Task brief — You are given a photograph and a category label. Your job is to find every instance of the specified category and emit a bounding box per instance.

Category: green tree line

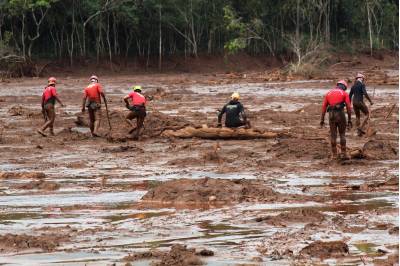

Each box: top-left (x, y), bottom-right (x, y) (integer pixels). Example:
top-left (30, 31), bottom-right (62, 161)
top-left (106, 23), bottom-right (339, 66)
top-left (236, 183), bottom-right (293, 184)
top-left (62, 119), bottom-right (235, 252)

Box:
top-left (0, 0), bottom-right (398, 68)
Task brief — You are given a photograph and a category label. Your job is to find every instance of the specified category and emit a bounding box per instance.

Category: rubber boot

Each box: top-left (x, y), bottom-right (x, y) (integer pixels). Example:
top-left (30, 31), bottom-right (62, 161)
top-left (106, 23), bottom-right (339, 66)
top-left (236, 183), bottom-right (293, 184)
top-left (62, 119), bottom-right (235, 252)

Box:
top-left (340, 145), bottom-right (350, 160)
top-left (132, 128), bottom-right (140, 141)
top-left (355, 118), bottom-right (360, 128)
top-left (93, 120), bottom-right (101, 137)
top-left (331, 146), bottom-right (338, 160)
top-left (357, 128), bottom-right (365, 137)
top-left (37, 129), bottom-right (47, 137)
top-left (129, 127), bottom-right (137, 134)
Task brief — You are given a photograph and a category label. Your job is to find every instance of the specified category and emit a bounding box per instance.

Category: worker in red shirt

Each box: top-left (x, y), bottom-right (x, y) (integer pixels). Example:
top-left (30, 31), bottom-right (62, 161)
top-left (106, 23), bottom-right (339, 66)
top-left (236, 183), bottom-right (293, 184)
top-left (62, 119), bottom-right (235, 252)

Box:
top-left (123, 85), bottom-right (147, 140)
top-left (81, 75), bottom-right (108, 137)
top-left (38, 77), bottom-right (65, 136)
top-left (320, 80), bottom-right (352, 160)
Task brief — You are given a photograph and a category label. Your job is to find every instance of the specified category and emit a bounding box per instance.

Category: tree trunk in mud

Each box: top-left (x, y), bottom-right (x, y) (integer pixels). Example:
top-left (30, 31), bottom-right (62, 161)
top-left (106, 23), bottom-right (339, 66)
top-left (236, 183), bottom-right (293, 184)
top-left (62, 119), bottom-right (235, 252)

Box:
top-left (162, 126), bottom-right (283, 139)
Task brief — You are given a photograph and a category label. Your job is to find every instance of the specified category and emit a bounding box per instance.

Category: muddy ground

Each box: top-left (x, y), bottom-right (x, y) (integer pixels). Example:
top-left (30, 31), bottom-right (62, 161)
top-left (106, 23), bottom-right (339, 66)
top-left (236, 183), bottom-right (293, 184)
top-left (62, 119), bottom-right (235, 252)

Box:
top-left (0, 55), bottom-right (398, 265)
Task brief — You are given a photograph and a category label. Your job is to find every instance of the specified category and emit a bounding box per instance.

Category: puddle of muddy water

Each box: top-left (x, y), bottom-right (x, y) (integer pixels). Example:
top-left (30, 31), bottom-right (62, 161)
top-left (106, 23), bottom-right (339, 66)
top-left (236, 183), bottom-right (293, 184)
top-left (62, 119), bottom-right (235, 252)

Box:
top-left (0, 250), bottom-right (125, 266)
top-left (187, 82), bottom-right (398, 97)
top-left (0, 191), bottom-right (146, 207)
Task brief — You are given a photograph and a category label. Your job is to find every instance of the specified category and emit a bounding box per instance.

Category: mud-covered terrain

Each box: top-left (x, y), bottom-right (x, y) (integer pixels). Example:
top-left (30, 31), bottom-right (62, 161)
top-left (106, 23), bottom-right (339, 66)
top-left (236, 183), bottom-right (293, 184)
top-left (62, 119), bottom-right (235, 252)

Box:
top-left (0, 60), bottom-right (398, 265)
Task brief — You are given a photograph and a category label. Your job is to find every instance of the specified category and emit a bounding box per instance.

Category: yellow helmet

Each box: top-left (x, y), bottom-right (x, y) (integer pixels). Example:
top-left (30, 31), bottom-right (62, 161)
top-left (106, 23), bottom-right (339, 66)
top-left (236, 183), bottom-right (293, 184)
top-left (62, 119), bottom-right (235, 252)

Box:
top-left (132, 85), bottom-right (142, 92)
top-left (231, 92), bottom-right (240, 100)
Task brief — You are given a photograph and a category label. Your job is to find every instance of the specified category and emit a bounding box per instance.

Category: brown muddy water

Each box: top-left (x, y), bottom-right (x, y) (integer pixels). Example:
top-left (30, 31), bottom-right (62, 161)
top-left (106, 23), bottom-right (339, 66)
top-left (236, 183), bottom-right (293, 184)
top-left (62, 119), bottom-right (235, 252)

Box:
top-left (0, 75), bottom-right (398, 265)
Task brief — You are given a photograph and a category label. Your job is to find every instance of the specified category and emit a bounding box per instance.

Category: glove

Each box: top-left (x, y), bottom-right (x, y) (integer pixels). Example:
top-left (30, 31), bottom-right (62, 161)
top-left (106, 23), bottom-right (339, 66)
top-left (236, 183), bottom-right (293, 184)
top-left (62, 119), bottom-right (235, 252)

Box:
top-left (320, 120), bottom-right (325, 128)
top-left (347, 120), bottom-right (352, 129)
top-left (81, 107), bottom-right (85, 113)
top-left (217, 123), bottom-right (222, 128)
top-left (370, 101), bottom-right (374, 106)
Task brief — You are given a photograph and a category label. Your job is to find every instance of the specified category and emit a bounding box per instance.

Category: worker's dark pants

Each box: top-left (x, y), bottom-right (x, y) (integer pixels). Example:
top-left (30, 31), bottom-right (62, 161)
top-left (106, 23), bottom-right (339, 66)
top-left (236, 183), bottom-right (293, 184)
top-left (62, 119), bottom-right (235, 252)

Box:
top-left (88, 107), bottom-right (102, 135)
top-left (126, 107), bottom-right (146, 139)
top-left (225, 119), bottom-right (250, 128)
top-left (41, 103), bottom-right (56, 134)
top-left (226, 120), bottom-right (245, 128)
top-left (353, 101), bottom-right (369, 130)
top-left (329, 109), bottom-right (347, 156)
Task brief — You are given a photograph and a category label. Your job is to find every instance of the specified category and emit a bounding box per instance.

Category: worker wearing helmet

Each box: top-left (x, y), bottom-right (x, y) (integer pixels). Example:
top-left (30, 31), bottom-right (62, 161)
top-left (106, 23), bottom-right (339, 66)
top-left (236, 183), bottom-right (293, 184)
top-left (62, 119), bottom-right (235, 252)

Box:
top-left (349, 73), bottom-right (373, 136)
top-left (320, 80), bottom-right (352, 160)
top-left (82, 75), bottom-right (108, 137)
top-left (123, 85), bottom-right (147, 140)
top-left (38, 77), bottom-right (65, 136)
top-left (217, 92), bottom-right (250, 129)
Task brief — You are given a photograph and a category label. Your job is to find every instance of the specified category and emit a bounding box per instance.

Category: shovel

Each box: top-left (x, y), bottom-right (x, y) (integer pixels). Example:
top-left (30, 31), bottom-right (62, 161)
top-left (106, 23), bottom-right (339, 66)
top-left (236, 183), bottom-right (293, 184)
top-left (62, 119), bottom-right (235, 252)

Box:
top-left (104, 101), bottom-right (112, 131)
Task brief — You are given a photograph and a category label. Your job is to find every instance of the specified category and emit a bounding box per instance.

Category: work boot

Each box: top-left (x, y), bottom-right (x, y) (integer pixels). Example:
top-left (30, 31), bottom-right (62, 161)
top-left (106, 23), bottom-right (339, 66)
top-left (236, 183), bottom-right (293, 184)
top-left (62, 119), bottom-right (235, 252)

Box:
top-left (49, 129), bottom-right (55, 136)
top-left (37, 129), bottom-right (47, 137)
top-left (94, 121), bottom-right (101, 136)
top-left (356, 118), bottom-right (360, 128)
top-left (340, 145), bottom-right (350, 160)
top-left (331, 146), bottom-right (338, 160)
top-left (340, 152), bottom-right (350, 160)
top-left (357, 128), bottom-right (365, 137)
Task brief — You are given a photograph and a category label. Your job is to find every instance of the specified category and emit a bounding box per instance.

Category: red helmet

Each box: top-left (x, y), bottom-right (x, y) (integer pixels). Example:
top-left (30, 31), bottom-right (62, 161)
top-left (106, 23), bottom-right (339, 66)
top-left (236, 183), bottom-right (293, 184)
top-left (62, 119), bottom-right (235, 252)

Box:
top-left (337, 80), bottom-right (348, 89)
top-left (48, 77), bottom-right (56, 85)
top-left (356, 73), bottom-right (365, 79)
top-left (90, 75), bottom-right (98, 82)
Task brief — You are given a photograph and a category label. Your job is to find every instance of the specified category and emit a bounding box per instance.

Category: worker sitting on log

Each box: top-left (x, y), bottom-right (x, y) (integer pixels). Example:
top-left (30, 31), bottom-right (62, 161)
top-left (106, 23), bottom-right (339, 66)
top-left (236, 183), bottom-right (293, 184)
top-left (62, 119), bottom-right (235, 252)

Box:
top-left (349, 73), bottom-right (373, 136)
top-left (217, 92), bottom-right (251, 129)
top-left (124, 85), bottom-right (147, 140)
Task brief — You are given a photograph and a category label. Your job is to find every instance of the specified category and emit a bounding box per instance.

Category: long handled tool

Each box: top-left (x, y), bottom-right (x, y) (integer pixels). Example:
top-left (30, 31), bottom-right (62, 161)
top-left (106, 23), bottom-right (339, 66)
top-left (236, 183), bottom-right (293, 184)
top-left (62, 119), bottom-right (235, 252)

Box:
top-left (365, 87), bottom-right (376, 137)
top-left (104, 101), bottom-right (112, 131)
top-left (42, 109), bottom-right (48, 121)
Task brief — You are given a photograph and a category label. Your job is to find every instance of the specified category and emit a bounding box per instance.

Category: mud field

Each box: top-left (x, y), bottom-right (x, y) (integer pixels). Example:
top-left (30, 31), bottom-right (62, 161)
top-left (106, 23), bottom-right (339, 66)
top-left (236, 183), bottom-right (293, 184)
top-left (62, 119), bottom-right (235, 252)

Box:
top-left (0, 65), bottom-right (398, 265)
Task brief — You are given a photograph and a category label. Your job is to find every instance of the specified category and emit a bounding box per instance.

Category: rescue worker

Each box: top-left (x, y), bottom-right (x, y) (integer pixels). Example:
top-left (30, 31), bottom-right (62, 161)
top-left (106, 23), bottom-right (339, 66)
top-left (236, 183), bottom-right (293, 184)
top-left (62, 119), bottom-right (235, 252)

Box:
top-left (38, 77), bottom-right (65, 136)
top-left (349, 73), bottom-right (373, 136)
top-left (320, 80), bottom-right (352, 160)
top-left (123, 85), bottom-right (147, 140)
top-left (82, 75), bottom-right (108, 137)
top-left (217, 92), bottom-right (250, 128)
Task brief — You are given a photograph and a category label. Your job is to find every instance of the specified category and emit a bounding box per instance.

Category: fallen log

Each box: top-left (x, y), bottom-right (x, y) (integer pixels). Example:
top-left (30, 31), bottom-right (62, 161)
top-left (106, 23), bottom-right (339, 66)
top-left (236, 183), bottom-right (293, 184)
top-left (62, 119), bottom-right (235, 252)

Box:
top-left (162, 126), bottom-right (284, 139)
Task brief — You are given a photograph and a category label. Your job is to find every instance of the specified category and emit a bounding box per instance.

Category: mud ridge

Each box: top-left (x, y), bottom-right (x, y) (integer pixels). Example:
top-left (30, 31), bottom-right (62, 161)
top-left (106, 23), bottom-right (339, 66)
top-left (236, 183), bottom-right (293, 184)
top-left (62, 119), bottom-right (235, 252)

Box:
top-left (75, 110), bottom-right (192, 140)
top-left (299, 240), bottom-right (349, 259)
top-left (123, 244), bottom-right (213, 265)
top-left (362, 139), bottom-right (398, 160)
top-left (0, 171), bottom-right (46, 179)
top-left (141, 177), bottom-right (320, 206)
top-left (100, 145), bottom-right (144, 153)
top-left (256, 209), bottom-right (325, 226)
top-left (272, 138), bottom-right (330, 160)
top-left (16, 180), bottom-right (60, 190)
top-left (0, 233), bottom-right (69, 252)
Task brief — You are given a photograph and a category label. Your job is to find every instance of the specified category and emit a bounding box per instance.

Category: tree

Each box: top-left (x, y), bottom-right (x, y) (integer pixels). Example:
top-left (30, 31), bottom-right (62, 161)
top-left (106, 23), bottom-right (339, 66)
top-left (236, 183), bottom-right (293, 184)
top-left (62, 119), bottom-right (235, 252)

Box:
top-left (8, 0), bottom-right (57, 59)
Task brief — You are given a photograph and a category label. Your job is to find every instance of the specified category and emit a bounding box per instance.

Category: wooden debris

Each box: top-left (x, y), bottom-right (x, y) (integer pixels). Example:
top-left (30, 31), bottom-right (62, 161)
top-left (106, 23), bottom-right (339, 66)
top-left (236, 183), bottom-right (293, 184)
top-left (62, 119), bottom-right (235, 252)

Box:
top-left (162, 126), bottom-right (284, 139)
top-left (384, 104), bottom-right (397, 120)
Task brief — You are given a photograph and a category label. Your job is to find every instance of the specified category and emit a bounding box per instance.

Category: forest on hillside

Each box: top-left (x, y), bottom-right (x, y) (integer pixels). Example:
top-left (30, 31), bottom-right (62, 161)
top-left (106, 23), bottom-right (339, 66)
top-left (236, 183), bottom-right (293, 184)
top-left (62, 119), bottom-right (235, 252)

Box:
top-left (0, 0), bottom-right (398, 73)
